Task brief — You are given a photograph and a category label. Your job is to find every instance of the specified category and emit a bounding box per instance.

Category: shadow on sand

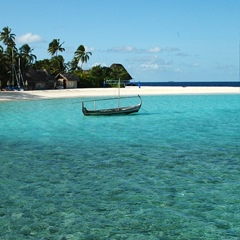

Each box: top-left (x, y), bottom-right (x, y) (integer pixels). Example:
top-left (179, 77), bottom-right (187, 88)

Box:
top-left (0, 91), bottom-right (46, 101)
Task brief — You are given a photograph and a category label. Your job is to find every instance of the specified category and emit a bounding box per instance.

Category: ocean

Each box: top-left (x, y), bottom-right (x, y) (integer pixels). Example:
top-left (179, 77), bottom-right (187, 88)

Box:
top-left (0, 94), bottom-right (240, 239)
top-left (134, 81), bottom-right (240, 87)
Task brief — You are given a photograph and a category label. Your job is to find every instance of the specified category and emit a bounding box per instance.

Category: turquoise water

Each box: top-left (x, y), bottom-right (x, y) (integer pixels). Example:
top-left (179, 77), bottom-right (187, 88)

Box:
top-left (0, 94), bottom-right (240, 239)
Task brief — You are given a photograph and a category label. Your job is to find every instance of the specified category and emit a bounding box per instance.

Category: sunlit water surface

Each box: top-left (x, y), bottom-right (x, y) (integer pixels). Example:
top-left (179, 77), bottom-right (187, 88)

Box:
top-left (0, 94), bottom-right (240, 239)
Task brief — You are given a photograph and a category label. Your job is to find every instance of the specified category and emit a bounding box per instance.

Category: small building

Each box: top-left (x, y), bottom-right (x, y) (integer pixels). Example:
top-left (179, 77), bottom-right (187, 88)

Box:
top-left (55, 73), bottom-right (80, 89)
top-left (24, 68), bottom-right (56, 90)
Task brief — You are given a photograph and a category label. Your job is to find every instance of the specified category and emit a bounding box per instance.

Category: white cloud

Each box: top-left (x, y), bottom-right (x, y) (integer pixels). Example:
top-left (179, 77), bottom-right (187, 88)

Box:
top-left (148, 47), bottom-right (161, 53)
top-left (180, 62), bottom-right (200, 68)
top-left (85, 46), bottom-right (95, 52)
top-left (127, 54), bottom-right (173, 72)
top-left (191, 63), bottom-right (200, 67)
top-left (108, 46), bottom-right (135, 52)
top-left (216, 63), bottom-right (236, 71)
top-left (16, 33), bottom-right (43, 44)
top-left (91, 62), bottom-right (107, 67)
top-left (175, 52), bottom-right (190, 57)
top-left (106, 45), bottom-right (181, 55)
top-left (174, 68), bottom-right (183, 73)
top-left (140, 63), bottom-right (160, 70)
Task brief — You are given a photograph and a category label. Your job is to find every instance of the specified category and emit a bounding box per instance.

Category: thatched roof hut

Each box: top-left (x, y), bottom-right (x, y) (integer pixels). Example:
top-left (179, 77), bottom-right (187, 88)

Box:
top-left (55, 73), bottom-right (80, 89)
top-left (23, 68), bottom-right (56, 90)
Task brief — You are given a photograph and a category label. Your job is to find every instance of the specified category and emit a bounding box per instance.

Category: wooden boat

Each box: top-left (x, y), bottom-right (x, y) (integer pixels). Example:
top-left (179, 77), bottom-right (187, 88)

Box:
top-left (82, 95), bottom-right (142, 116)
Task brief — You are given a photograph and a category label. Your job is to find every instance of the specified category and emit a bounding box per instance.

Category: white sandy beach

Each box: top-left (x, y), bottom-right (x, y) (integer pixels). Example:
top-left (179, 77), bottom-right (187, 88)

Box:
top-left (0, 86), bottom-right (239, 101)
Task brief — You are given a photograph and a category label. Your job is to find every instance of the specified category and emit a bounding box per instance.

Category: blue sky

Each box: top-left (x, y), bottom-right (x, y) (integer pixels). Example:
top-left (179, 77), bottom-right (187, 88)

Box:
top-left (1, 0), bottom-right (239, 82)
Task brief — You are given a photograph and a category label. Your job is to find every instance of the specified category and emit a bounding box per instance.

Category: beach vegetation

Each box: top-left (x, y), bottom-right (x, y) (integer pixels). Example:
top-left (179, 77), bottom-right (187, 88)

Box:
top-left (32, 56), bottom-right (66, 75)
top-left (0, 26), bottom-right (16, 48)
top-left (109, 63), bottom-right (132, 81)
top-left (0, 26), bottom-right (133, 89)
top-left (49, 55), bottom-right (66, 75)
top-left (79, 65), bottom-right (110, 88)
top-left (67, 58), bottom-right (80, 72)
top-left (0, 26), bottom-right (18, 87)
top-left (74, 45), bottom-right (92, 69)
top-left (19, 44), bottom-right (37, 70)
top-left (48, 39), bottom-right (65, 56)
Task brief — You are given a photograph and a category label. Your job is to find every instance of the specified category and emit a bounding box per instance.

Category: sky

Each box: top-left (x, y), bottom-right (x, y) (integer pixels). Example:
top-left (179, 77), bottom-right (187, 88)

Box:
top-left (1, 0), bottom-right (240, 82)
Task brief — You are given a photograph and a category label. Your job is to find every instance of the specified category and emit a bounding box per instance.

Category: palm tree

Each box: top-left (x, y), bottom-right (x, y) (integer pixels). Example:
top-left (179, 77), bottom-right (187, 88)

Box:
top-left (48, 39), bottom-right (65, 56)
top-left (0, 45), bottom-right (7, 83)
top-left (68, 58), bottom-right (80, 72)
top-left (50, 55), bottom-right (66, 75)
top-left (19, 44), bottom-right (37, 68)
top-left (0, 26), bottom-right (16, 48)
top-left (0, 27), bottom-right (17, 86)
top-left (74, 45), bottom-right (92, 69)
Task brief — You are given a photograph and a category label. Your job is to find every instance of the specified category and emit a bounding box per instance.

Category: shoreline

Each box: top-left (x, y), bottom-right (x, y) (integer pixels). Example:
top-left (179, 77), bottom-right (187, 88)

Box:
top-left (0, 86), bottom-right (239, 101)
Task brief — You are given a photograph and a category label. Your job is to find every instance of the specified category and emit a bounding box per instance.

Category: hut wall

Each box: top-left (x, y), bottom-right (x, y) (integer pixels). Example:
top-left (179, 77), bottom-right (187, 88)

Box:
top-left (35, 82), bottom-right (46, 90)
top-left (67, 81), bottom-right (77, 88)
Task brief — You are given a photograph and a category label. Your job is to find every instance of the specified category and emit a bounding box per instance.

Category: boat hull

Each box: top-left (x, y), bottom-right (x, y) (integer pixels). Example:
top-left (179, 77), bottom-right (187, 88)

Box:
top-left (82, 95), bottom-right (142, 116)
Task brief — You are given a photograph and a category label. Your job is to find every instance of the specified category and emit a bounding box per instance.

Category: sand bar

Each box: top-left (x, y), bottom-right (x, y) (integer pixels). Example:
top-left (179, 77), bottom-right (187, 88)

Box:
top-left (0, 86), bottom-right (239, 101)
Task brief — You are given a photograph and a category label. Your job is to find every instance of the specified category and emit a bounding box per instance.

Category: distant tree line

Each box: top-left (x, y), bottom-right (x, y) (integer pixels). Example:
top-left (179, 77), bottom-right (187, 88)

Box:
top-left (0, 26), bottom-right (132, 88)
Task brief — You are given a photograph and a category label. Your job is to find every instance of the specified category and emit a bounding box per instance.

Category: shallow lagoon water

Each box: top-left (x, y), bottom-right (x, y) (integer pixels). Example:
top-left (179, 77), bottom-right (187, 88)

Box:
top-left (0, 94), bottom-right (240, 239)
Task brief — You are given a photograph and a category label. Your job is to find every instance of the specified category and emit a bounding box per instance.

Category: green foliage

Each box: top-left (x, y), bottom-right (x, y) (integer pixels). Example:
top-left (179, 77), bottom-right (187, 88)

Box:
top-left (0, 26), bottom-right (16, 48)
top-left (0, 27), bottom-right (17, 86)
top-left (109, 64), bottom-right (132, 80)
top-left (19, 44), bottom-right (37, 70)
top-left (48, 39), bottom-right (65, 56)
top-left (75, 65), bottom-right (128, 88)
top-left (32, 55), bottom-right (66, 75)
top-left (32, 59), bottom-right (51, 72)
top-left (74, 70), bottom-right (95, 88)
top-left (74, 45), bottom-right (92, 69)
top-left (0, 26), bottom-right (132, 89)
top-left (0, 45), bottom-right (8, 85)
top-left (87, 65), bottom-right (108, 87)
top-left (50, 55), bottom-right (66, 75)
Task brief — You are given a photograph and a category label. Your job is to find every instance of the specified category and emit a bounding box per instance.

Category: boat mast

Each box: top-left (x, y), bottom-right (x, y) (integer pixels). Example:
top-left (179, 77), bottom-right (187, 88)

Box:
top-left (118, 78), bottom-right (120, 108)
top-left (18, 58), bottom-right (25, 89)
